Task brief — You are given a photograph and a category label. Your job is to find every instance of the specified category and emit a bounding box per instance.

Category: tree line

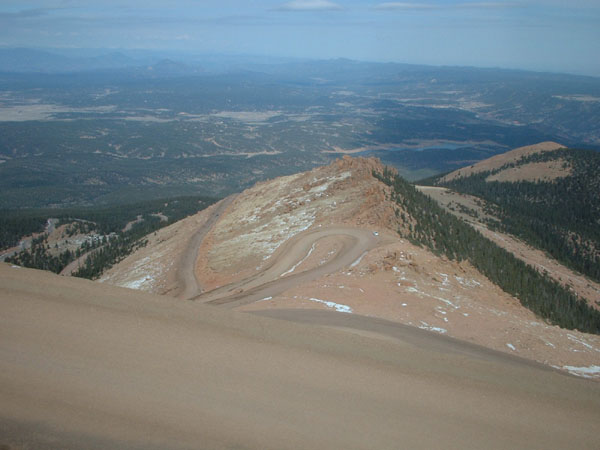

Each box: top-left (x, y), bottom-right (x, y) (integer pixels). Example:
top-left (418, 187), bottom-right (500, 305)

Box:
top-left (3, 195), bottom-right (217, 278)
top-left (435, 148), bottom-right (600, 283)
top-left (374, 166), bottom-right (600, 334)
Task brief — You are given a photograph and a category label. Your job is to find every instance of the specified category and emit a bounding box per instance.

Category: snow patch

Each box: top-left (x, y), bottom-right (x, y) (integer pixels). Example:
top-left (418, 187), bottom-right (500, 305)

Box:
top-left (455, 276), bottom-right (481, 288)
top-left (404, 285), bottom-right (459, 309)
top-left (308, 297), bottom-right (353, 314)
top-left (438, 273), bottom-right (450, 286)
top-left (563, 365), bottom-right (600, 379)
top-left (308, 171), bottom-right (351, 195)
top-left (350, 251), bottom-right (367, 268)
top-left (567, 334), bottom-right (598, 352)
top-left (123, 276), bottom-right (153, 290)
top-left (280, 243), bottom-right (315, 277)
top-left (418, 321), bottom-right (447, 334)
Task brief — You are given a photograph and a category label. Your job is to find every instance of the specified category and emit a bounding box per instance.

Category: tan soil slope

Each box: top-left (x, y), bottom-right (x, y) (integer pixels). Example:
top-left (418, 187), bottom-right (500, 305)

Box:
top-left (440, 141), bottom-right (565, 182)
top-left (194, 156), bottom-right (397, 291)
top-left (99, 156), bottom-right (600, 379)
top-left (2, 263), bottom-right (600, 450)
top-left (241, 234), bottom-right (600, 378)
top-left (99, 156), bottom-right (396, 296)
top-left (99, 199), bottom-right (234, 297)
top-left (486, 159), bottom-right (572, 182)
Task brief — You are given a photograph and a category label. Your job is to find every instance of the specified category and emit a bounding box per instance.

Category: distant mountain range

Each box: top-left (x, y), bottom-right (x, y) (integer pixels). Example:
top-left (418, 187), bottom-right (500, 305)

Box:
top-left (0, 48), bottom-right (206, 75)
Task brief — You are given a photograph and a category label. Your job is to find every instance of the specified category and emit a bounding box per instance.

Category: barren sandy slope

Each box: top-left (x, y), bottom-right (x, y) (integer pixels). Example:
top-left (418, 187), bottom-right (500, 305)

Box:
top-left (194, 226), bottom-right (386, 307)
top-left (98, 199), bottom-right (234, 296)
top-left (440, 141), bottom-right (564, 182)
top-left (2, 263), bottom-right (600, 449)
top-left (100, 156), bottom-right (600, 378)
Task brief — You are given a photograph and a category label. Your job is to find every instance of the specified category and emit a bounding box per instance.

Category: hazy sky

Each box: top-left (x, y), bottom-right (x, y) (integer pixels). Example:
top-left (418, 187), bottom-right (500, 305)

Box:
top-left (1, 0), bottom-right (599, 75)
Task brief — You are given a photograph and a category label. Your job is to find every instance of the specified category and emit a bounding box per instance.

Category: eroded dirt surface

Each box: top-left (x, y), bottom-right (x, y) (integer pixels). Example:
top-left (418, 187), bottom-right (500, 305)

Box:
top-left (241, 238), bottom-right (600, 378)
top-left (99, 201), bottom-right (230, 297)
top-left (102, 155), bottom-right (600, 380)
top-left (439, 141), bottom-right (565, 182)
top-left (486, 159), bottom-right (572, 182)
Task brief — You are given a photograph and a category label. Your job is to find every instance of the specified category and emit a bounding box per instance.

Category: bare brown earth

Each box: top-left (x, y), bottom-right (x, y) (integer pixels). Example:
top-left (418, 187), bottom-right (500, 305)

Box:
top-left (485, 159), bottom-right (572, 182)
top-left (440, 141), bottom-right (565, 182)
top-left (99, 200), bottom-right (234, 296)
top-left (99, 155), bottom-right (600, 380)
top-left (2, 263), bottom-right (600, 449)
top-left (177, 194), bottom-right (237, 299)
top-left (194, 226), bottom-right (387, 308)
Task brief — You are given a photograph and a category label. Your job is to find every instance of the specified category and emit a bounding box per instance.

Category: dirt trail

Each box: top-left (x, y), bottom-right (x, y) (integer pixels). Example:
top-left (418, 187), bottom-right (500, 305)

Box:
top-left (177, 195), bottom-right (237, 299)
top-left (193, 226), bottom-right (386, 308)
top-left (95, 156), bottom-right (600, 380)
top-left (251, 308), bottom-right (560, 370)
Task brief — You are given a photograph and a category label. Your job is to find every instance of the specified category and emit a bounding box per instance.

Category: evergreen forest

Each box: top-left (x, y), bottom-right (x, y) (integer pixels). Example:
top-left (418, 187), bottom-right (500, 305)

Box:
top-left (434, 149), bottom-right (600, 283)
top-left (375, 166), bottom-right (600, 334)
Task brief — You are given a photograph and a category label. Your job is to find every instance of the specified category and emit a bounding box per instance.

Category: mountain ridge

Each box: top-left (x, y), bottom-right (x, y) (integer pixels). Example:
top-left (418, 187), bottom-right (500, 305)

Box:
top-left (96, 153), bottom-right (600, 377)
top-left (431, 144), bottom-right (600, 285)
top-left (439, 141), bottom-right (565, 182)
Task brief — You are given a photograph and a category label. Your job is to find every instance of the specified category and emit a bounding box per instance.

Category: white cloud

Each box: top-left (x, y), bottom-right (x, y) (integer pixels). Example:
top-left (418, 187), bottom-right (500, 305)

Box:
top-left (275, 0), bottom-right (344, 11)
top-left (373, 2), bottom-right (519, 10)
top-left (459, 2), bottom-right (519, 8)
top-left (374, 2), bottom-right (435, 10)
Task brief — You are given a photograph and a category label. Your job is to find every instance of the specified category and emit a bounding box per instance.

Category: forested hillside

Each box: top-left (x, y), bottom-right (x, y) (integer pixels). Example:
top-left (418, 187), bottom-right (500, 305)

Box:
top-left (2, 195), bottom-right (216, 277)
top-left (432, 148), bottom-right (600, 283)
top-left (0, 195), bottom-right (216, 250)
top-left (374, 166), bottom-right (600, 334)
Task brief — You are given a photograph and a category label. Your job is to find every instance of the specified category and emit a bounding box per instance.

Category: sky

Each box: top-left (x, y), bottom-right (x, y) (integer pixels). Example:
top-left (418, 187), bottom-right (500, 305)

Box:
top-left (0, 0), bottom-right (599, 76)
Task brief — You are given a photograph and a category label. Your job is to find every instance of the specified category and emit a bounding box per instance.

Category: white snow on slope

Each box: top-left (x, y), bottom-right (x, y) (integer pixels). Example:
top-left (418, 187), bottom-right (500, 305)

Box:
top-left (308, 297), bottom-right (353, 313)
top-left (281, 243), bottom-right (316, 277)
top-left (418, 321), bottom-right (447, 334)
top-left (562, 365), bottom-right (600, 379)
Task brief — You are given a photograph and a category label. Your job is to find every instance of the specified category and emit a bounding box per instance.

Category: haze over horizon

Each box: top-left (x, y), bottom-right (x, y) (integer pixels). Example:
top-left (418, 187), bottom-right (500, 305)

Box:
top-left (0, 0), bottom-right (599, 77)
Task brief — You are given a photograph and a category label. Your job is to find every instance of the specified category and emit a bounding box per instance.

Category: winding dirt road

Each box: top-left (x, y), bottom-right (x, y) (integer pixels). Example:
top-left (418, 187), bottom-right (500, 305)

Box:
top-left (192, 226), bottom-right (389, 308)
top-left (177, 194), bottom-right (237, 300)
